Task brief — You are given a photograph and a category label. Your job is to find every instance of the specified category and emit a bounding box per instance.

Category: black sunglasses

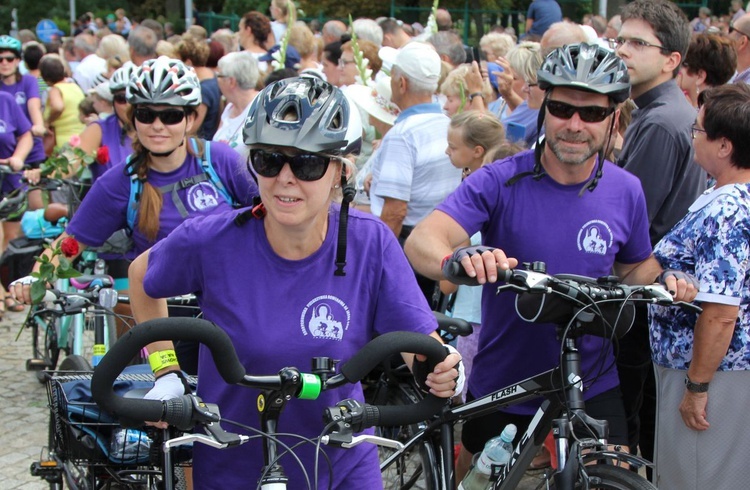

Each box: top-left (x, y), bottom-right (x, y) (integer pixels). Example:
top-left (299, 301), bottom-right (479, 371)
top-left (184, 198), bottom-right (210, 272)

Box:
top-left (113, 93), bottom-right (128, 105)
top-left (730, 25), bottom-right (750, 39)
top-left (0, 55), bottom-right (18, 62)
top-left (250, 149), bottom-right (331, 182)
top-left (546, 100), bottom-right (615, 123)
top-left (134, 107), bottom-right (186, 125)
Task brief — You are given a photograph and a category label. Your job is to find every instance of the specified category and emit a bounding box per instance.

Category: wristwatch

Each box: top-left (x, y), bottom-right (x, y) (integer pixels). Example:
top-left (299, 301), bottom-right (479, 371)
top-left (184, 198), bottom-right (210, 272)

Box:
top-left (685, 374), bottom-right (709, 393)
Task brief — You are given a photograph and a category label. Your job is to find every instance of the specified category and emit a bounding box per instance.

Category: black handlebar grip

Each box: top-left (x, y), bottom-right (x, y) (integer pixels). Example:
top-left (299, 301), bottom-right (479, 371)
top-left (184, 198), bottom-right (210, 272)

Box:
top-left (163, 395), bottom-right (196, 430)
top-left (339, 331), bottom-right (449, 430)
top-left (361, 395), bottom-right (447, 429)
top-left (91, 318), bottom-right (245, 425)
top-left (338, 331), bottom-right (447, 382)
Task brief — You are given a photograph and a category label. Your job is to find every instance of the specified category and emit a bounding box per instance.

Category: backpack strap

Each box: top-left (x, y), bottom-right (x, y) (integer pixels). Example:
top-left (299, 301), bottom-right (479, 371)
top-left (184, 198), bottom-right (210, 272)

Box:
top-left (126, 139), bottom-right (236, 231)
top-left (192, 138), bottom-right (235, 206)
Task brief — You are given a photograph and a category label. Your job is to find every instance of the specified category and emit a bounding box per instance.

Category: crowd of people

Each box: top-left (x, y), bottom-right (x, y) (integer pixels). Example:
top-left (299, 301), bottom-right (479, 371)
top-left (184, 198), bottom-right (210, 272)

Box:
top-left (2, 0), bottom-right (750, 488)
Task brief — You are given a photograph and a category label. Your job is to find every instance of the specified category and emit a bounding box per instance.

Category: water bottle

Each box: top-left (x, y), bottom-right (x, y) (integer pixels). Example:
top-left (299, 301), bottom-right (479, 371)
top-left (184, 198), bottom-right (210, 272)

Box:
top-left (110, 428), bottom-right (152, 462)
top-left (458, 424), bottom-right (517, 490)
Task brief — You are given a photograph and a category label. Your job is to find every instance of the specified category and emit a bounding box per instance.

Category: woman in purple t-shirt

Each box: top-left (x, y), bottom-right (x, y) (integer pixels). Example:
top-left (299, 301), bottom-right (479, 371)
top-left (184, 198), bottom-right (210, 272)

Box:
top-left (78, 63), bottom-right (135, 182)
top-left (12, 58), bottom-right (257, 335)
top-left (125, 77), bottom-right (463, 489)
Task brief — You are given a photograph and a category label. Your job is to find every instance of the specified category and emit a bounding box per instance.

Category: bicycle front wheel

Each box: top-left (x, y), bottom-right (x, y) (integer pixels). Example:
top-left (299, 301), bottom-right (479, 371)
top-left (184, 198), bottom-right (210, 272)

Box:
top-left (542, 464), bottom-right (656, 490)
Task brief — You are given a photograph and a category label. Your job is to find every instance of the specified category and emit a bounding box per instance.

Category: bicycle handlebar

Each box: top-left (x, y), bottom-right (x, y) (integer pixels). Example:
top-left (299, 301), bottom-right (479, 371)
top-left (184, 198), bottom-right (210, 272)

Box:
top-left (91, 317), bottom-right (448, 431)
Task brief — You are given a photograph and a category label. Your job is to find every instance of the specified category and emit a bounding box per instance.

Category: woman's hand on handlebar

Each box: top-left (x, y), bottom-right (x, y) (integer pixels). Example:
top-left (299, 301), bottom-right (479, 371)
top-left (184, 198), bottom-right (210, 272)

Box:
top-left (0, 156), bottom-right (24, 172)
top-left (144, 371), bottom-right (187, 429)
top-left (9, 275), bottom-right (39, 305)
top-left (442, 245), bottom-right (519, 285)
top-left (23, 168), bottom-right (42, 186)
top-left (657, 269), bottom-right (699, 303)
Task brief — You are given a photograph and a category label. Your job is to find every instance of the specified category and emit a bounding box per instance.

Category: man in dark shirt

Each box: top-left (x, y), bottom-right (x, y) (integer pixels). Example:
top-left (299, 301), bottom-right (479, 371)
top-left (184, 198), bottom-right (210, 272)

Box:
top-left (614, 0), bottom-right (706, 470)
top-left (526, 0), bottom-right (563, 38)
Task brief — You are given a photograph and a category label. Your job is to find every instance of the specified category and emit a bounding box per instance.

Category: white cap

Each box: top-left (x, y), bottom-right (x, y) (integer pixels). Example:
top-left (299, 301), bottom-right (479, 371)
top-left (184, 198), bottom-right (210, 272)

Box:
top-left (392, 42), bottom-right (441, 81)
top-left (90, 81), bottom-right (113, 102)
top-left (345, 77), bottom-right (400, 126)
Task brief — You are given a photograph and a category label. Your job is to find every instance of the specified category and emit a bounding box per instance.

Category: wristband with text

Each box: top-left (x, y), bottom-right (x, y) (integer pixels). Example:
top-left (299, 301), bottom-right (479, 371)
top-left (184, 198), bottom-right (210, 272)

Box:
top-left (148, 349), bottom-right (179, 373)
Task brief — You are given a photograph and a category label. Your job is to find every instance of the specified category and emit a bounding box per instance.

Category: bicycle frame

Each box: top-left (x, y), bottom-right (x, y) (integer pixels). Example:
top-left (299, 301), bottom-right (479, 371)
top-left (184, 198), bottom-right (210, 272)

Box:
top-left (384, 335), bottom-right (652, 490)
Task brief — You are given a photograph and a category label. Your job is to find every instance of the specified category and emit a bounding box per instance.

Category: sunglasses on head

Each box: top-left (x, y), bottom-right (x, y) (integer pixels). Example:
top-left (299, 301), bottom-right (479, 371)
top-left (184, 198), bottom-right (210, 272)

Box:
top-left (250, 149), bottom-right (331, 182)
top-left (134, 107), bottom-right (186, 125)
top-left (546, 100), bottom-right (615, 123)
top-left (113, 93), bottom-right (128, 104)
top-left (0, 55), bottom-right (18, 62)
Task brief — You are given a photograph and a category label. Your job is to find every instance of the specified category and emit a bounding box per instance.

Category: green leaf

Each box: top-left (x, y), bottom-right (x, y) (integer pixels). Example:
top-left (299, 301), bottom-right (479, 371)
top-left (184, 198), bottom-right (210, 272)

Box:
top-left (58, 257), bottom-right (71, 272)
top-left (30, 281), bottom-right (47, 305)
top-left (39, 262), bottom-right (54, 278)
top-left (57, 269), bottom-right (82, 279)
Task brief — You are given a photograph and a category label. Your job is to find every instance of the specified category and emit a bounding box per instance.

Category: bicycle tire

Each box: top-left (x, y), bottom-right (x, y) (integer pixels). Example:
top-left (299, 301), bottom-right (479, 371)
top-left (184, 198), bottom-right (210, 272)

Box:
top-left (28, 309), bottom-right (62, 383)
top-left (540, 464), bottom-right (656, 490)
top-left (59, 354), bottom-right (93, 371)
top-left (376, 382), bottom-right (438, 490)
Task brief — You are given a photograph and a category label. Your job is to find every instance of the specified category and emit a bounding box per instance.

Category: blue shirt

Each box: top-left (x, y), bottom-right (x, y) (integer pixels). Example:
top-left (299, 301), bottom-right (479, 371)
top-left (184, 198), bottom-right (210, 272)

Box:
top-left (527, 0), bottom-right (563, 37)
top-left (650, 184), bottom-right (750, 372)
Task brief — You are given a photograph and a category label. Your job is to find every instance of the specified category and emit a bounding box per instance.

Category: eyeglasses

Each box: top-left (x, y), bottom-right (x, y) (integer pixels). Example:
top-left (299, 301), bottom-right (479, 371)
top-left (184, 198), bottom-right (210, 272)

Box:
top-left (134, 107), bottom-right (186, 125)
top-left (216, 73), bottom-right (229, 78)
top-left (338, 58), bottom-right (355, 68)
top-left (729, 25), bottom-right (750, 39)
top-left (112, 93), bottom-right (128, 105)
top-left (691, 124), bottom-right (707, 140)
top-left (611, 37), bottom-right (671, 54)
top-left (0, 55), bottom-right (18, 63)
top-left (250, 149), bottom-right (331, 181)
top-left (546, 100), bottom-right (615, 123)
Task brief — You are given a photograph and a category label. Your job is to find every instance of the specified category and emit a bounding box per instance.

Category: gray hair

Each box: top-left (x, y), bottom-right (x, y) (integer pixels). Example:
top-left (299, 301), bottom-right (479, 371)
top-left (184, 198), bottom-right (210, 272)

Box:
top-left (507, 42), bottom-right (543, 84)
top-left (479, 32), bottom-right (515, 60)
top-left (540, 21), bottom-right (588, 58)
top-left (74, 34), bottom-right (98, 55)
top-left (352, 18), bottom-right (384, 47)
top-left (217, 52), bottom-right (259, 90)
top-left (128, 26), bottom-right (158, 58)
top-left (428, 31), bottom-right (466, 66)
top-left (392, 65), bottom-right (438, 95)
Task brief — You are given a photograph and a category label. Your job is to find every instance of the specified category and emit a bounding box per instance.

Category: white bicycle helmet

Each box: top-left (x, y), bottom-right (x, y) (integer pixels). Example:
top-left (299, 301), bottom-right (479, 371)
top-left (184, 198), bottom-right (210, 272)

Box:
top-left (244, 75), bottom-right (362, 156)
top-left (109, 61), bottom-right (136, 93)
top-left (126, 56), bottom-right (201, 107)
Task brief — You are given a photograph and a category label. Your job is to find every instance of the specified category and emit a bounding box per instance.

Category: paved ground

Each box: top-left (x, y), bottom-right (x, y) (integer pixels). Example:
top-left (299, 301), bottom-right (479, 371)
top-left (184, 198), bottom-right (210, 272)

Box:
top-left (0, 306), bottom-right (48, 489)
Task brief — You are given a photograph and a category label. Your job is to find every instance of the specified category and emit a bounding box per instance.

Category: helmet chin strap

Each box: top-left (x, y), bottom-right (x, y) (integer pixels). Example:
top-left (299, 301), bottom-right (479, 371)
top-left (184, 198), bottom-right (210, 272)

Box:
top-left (334, 170), bottom-right (356, 277)
top-left (148, 135), bottom-right (186, 158)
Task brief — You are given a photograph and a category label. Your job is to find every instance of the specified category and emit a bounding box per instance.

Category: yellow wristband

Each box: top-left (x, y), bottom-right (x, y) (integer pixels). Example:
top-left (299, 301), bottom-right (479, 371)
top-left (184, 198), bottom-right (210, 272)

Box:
top-left (148, 350), bottom-right (179, 373)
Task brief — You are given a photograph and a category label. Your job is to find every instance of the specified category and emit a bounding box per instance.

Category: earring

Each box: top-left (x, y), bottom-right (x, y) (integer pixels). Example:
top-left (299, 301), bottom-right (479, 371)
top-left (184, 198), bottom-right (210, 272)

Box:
top-left (333, 184), bottom-right (341, 189)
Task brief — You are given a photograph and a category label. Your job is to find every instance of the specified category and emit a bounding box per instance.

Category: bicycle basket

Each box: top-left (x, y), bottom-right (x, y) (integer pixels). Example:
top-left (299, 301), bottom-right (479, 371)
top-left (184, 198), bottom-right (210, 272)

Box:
top-left (46, 365), bottom-right (156, 465)
top-left (514, 286), bottom-right (635, 339)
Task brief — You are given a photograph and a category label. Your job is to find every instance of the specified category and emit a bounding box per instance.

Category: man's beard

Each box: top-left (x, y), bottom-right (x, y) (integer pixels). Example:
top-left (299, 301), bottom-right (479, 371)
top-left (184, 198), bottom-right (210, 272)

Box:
top-left (547, 130), bottom-right (600, 167)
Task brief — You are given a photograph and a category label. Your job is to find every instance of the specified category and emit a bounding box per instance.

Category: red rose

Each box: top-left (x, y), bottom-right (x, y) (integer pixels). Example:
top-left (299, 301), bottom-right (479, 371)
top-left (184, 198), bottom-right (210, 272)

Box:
top-left (96, 146), bottom-right (110, 165)
top-left (60, 237), bottom-right (80, 258)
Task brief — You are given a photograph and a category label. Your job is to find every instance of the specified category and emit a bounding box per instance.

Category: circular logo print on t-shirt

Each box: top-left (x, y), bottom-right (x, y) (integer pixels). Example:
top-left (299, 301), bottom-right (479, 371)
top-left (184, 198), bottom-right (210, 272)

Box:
top-left (0, 120), bottom-right (7, 134)
top-left (300, 295), bottom-right (351, 341)
top-left (186, 182), bottom-right (220, 212)
top-left (14, 92), bottom-right (27, 107)
top-left (577, 219), bottom-right (613, 256)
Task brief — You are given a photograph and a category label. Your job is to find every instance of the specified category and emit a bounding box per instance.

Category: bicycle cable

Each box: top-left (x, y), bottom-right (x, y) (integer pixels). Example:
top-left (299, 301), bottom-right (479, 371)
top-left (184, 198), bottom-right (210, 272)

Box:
top-left (221, 418), bottom-right (333, 490)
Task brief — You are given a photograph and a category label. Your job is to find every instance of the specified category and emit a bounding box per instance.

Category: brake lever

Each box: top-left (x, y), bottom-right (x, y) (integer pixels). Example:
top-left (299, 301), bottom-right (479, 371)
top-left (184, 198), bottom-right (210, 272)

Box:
top-left (321, 432), bottom-right (406, 450)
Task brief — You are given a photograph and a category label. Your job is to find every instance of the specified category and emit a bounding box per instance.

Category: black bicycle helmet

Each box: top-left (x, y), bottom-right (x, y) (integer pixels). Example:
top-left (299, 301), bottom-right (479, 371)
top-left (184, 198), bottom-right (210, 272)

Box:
top-left (243, 75), bottom-right (362, 156)
top-left (537, 43), bottom-right (630, 103)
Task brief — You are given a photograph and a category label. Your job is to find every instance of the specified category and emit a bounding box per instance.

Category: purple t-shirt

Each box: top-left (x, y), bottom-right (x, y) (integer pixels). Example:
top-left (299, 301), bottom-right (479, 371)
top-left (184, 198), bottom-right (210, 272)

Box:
top-left (90, 115), bottom-right (132, 182)
top-left (144, 206), bottom-right (438, 489)
top-left (0, 74), bottom-right (45, 164)
top-left (437, 150), bottom-right (652, 414)
top-left (66, 141), bottom-right (257, 258)
top-left (0, 91), bottom-right (28, 193)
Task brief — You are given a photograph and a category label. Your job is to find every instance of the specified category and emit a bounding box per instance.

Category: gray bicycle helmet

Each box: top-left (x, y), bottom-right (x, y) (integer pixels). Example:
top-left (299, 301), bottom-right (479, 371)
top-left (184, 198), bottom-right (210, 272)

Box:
top-left (126, 56), bottom-right (201, 107)
top-left (0, 35), bottom-right (21, 57)
top-left (109, 61), bottom-right (136, 93)
top-left (537, 43), bottom-right (630, 103)
top-left (243, 75), bottom-right (362, 156)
